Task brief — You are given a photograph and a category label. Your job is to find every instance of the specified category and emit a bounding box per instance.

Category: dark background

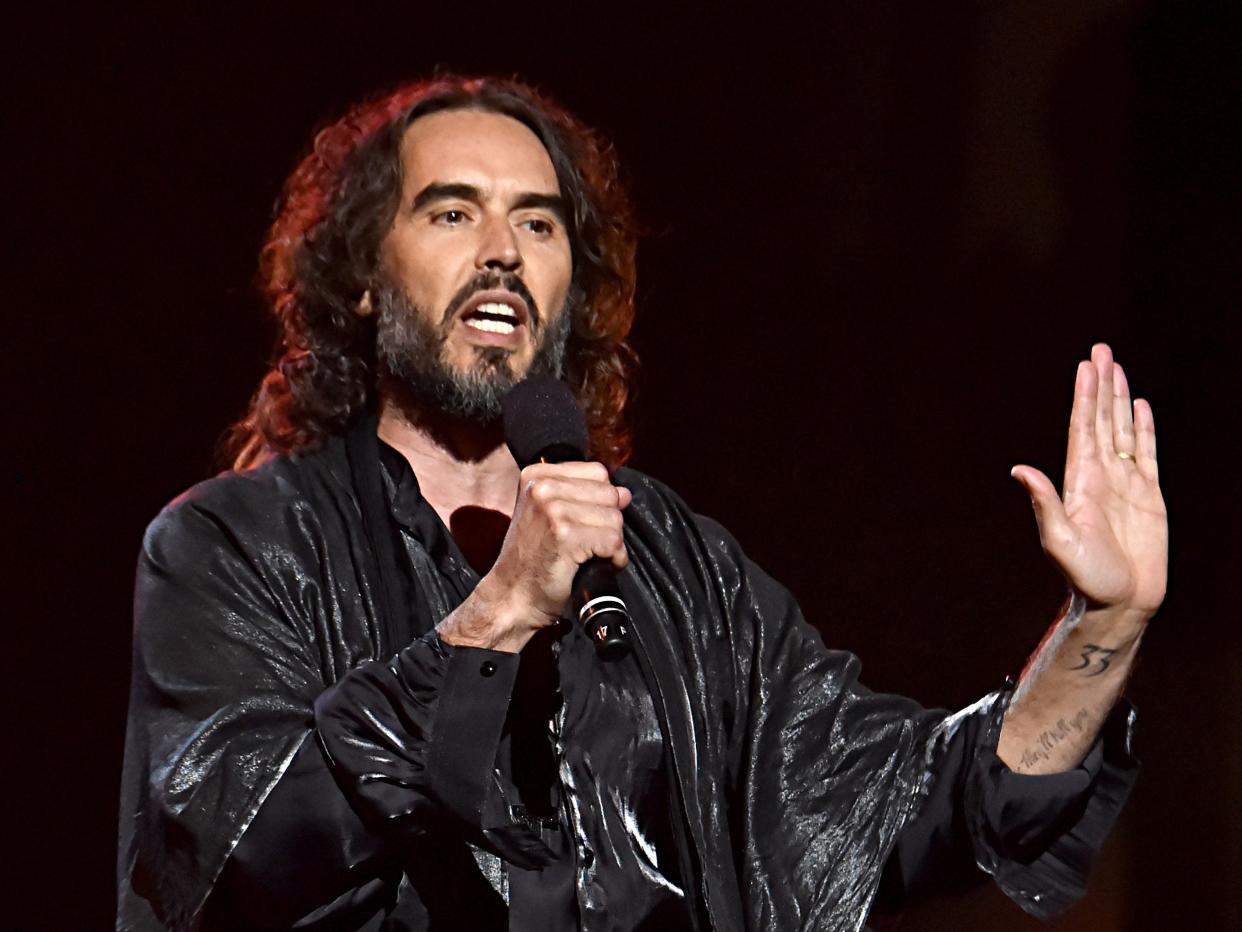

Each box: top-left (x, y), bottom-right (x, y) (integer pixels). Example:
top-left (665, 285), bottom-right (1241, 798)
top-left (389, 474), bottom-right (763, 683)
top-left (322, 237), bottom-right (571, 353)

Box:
top-left (9, 1), bottom-right (1239, 928)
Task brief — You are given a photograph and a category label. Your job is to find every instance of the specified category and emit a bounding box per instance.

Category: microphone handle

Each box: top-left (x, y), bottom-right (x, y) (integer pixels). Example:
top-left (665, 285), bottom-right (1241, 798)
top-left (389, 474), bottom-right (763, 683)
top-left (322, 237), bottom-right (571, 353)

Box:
top-left (533, 448), bottom-right (631, 660)
top-left (572, 557), bottom-right (631, 660)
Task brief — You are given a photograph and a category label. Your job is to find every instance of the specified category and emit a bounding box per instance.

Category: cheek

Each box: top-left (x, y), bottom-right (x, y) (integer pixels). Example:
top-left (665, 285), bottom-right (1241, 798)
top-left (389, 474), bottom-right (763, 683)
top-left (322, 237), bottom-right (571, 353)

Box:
top-left (537, 249), bottom-right (575, 316)
top-left (383, 233), bottom-right (462, 306)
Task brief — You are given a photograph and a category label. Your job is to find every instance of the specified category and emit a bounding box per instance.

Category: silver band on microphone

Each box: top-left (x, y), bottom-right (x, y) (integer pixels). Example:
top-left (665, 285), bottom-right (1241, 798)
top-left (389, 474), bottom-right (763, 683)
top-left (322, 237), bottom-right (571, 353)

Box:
top-left (578, 595), bottom-right (627, 620)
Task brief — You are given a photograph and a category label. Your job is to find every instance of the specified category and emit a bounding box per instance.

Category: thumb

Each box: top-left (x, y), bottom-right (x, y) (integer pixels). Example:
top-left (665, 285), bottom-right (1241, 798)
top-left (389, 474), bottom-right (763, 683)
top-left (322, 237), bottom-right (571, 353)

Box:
top-left (1010, 465), bottom-right (1075, 558)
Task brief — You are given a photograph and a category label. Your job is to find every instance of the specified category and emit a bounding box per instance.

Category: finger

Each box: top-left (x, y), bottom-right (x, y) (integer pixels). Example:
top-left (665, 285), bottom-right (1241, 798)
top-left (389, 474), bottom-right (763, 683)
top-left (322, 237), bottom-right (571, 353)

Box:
top-left (523, 461), bottom-right (612, 483)
top-left (525, 476), bottom-right (627, 509)
top-left (606, 540), bottom-right (630, 571)
top-left (1011, 465), bottom-right (1077, 561)
top-left (1092, 343), bottom-right (1115, 453)
top-left (547, 500), bottom-right (627, 532)
top-left (1133, 398), bottom-right (1159, 480)
top-left (1066, 359), bottom-right (1097, 468)
top-left (575, 522), bottom-right (629, 569)
top-left (1112, 361), bottom-right (1136, 456)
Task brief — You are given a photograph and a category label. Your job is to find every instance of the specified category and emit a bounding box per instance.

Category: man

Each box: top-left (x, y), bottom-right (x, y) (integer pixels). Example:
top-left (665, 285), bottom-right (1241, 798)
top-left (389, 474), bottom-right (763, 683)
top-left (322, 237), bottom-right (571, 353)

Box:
top-left (118, 76), bottom-right (1166, 930)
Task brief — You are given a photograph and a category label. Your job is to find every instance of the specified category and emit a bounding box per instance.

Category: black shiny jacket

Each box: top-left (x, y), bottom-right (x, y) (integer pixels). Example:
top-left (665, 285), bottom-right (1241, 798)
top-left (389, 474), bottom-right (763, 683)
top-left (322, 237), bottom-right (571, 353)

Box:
top-left (117, 430), bottom-right (1132, 930)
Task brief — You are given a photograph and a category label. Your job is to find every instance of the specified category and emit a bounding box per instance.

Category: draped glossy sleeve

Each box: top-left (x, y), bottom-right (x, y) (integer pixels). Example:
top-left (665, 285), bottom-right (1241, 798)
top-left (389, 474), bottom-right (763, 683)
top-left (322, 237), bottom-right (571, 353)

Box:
top-left (314, 635), bottom-right (560, 860)
top-left (609, 474), bottom-right (959, 930)
top-left (116, 464), bottom-right (490, 930)
top-left (609, 469), bottom-right (1137, 932)
top-left (118, 478), bottom-right (340, 929)
top-left (702, 510), bottom-right (1137, 926)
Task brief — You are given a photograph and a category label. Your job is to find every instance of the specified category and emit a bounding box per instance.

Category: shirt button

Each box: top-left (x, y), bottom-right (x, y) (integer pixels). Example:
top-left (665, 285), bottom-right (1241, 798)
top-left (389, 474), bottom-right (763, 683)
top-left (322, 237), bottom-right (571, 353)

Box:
top-left (581, 847), bottom-right (595, 868)
top-left (480, 661), bottom-right (497, 677)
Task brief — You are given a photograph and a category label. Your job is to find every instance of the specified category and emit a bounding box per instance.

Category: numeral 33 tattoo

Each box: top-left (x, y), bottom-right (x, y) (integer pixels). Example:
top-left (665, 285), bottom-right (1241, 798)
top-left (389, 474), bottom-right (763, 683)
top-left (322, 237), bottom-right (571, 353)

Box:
top-left (1072, 643), bottom-right (1118, 676)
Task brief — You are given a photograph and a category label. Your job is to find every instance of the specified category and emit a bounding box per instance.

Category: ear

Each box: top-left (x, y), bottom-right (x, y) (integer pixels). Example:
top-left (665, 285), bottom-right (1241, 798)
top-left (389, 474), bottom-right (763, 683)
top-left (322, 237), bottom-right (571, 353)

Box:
top-left (356, 289), bottom-right (375, 317)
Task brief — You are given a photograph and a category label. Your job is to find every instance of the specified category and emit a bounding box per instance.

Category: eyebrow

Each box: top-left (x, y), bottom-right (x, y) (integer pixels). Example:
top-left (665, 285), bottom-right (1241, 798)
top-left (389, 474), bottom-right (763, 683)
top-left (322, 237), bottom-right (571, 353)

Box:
top-left (411, 182), bottom-right (567, 222)
top-left (511, 192), bottom-right (568, 221)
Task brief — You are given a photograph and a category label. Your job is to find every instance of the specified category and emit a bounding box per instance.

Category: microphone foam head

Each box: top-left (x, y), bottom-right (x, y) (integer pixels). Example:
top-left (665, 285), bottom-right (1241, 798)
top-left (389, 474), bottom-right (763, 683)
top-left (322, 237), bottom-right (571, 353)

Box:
top-left (502, 375), bottom-right (589, 468)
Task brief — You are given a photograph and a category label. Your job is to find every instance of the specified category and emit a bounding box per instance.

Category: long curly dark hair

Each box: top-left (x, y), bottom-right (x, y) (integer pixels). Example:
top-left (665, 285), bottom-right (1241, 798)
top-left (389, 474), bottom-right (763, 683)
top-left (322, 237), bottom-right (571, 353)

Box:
top-left (225, 75), bottom-right (639, 470)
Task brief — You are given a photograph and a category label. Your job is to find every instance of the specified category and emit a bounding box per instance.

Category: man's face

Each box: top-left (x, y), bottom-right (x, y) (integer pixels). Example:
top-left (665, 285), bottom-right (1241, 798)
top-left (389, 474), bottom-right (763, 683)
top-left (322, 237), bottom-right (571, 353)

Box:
top-left (373, 108), bottom-right (575, 421)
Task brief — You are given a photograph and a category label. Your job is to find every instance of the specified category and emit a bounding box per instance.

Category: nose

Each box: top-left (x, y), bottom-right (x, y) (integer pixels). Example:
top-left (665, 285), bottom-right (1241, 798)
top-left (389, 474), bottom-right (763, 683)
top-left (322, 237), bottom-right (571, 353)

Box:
top-left (475, 215), bottom-right (522, 273)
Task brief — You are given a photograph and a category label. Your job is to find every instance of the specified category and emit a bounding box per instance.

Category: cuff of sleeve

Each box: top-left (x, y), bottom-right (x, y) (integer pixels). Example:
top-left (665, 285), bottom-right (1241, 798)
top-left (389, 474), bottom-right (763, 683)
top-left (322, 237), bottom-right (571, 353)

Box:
top-left (967, 696), bottom-right (1139, 919)
top-left (426, 641), bottom-right (520, 829)
top-left (977, 735), bottom-right (1102, 863)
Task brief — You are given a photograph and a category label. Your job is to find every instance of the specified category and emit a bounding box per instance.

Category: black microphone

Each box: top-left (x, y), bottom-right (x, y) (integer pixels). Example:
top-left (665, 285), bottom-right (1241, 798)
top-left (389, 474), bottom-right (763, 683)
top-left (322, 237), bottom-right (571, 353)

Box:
top-left (502, 375), bottom-right (631, 660)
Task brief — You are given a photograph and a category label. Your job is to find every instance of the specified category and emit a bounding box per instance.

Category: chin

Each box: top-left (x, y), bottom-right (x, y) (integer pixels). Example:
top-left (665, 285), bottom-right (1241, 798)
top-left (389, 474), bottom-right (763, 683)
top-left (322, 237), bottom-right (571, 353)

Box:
top-left (467, 346), bottom-right (525, 377)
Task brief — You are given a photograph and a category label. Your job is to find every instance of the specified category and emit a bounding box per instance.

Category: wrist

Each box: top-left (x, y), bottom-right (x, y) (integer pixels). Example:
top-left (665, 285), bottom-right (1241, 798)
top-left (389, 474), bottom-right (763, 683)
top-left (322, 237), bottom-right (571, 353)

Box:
top-left (1067, 586), bottom-right (1151, 643)
top-left (1078, 604), bottom-right (1150, 648)
top-left (437, 575), bottom-right (550, 653)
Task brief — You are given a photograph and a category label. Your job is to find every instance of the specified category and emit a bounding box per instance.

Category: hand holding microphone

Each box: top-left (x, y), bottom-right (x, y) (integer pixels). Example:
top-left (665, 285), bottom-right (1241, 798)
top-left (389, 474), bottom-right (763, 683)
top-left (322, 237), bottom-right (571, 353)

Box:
top-left (439, 377), bottom-right (633, 657)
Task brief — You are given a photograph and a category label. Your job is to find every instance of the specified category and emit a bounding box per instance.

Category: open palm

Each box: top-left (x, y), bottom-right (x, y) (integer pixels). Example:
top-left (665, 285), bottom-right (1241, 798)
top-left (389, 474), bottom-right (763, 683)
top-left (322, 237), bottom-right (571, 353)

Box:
top-left (1012, 344), bottom-right (1168, 616)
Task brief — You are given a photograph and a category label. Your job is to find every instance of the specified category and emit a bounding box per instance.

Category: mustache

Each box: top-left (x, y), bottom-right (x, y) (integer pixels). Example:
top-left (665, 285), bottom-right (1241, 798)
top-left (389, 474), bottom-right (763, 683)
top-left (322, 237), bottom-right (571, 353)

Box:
top-left (441, 271), bottom-right (541, 330)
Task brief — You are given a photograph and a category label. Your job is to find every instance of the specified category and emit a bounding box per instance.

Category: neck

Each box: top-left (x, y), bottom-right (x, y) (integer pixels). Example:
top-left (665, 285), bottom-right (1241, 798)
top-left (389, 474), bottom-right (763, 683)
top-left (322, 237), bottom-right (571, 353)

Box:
top-left (376, 388), bottom-right (520, 529)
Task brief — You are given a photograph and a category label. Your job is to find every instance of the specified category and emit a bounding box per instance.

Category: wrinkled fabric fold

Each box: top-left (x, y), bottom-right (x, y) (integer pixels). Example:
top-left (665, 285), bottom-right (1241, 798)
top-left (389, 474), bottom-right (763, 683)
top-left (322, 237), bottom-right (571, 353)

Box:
top-left (314, 633), bottom-right (520, 834)
top-left (874, 690), bottom-right (1116, 915)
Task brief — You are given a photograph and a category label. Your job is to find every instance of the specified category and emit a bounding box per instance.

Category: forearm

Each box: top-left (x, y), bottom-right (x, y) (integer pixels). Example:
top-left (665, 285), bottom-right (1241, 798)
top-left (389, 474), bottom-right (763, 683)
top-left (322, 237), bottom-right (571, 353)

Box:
top-left (203, 733), bottom-right (396, 927)
top-left (206, 633), bottom-right (516, 924)
top-left (316, 630), bottom-right (519, 829)
top-left (998, 592), bottom-right (1147, 774)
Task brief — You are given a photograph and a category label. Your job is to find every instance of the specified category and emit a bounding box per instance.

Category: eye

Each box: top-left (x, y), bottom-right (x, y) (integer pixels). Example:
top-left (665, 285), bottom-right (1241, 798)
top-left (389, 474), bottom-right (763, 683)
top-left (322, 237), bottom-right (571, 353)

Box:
top-left (521, 217), bottom-right (556, 236)
top-left (433, 209), bottom-right (469, 226)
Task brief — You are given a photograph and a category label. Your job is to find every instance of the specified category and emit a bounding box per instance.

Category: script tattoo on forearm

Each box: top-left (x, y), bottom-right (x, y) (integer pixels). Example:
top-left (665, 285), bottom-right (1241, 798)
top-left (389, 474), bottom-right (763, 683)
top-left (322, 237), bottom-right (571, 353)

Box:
top-left (1018, 707), bottom-right (1092, 770)
top-left (1070, 643), bottom-right (1118, 677)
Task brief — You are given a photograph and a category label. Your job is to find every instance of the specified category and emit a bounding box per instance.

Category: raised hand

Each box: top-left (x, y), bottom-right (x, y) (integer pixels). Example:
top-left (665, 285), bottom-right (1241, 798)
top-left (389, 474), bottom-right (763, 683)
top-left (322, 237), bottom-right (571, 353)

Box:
top-left (998, 344), bottom-right (1166, 774)
top-left (1010, 343), bottom-right (1168, 620)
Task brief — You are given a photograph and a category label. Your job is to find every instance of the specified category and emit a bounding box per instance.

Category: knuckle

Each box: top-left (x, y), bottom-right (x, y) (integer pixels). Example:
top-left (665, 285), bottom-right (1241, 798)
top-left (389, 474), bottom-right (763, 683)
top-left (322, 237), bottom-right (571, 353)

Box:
top-left (588, 462), bottom-right (609, 482)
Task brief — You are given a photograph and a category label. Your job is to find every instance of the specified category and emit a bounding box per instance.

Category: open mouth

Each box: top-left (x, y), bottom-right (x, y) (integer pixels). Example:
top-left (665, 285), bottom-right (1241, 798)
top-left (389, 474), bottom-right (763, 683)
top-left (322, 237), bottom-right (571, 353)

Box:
top-left (463, 301), bottom-right (521, 335)
top-left (455, 289), bottom-right (533, 345)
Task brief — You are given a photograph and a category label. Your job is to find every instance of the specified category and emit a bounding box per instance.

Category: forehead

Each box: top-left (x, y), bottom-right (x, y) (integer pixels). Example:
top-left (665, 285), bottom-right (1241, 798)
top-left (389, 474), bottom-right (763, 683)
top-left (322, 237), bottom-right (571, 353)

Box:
top-left (399, 109), bottom-right (561, 197)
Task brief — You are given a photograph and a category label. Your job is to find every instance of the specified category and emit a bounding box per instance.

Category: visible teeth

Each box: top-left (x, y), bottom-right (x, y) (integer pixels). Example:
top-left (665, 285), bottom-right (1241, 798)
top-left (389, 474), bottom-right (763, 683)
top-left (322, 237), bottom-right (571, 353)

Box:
top-left (475, 302), bottom-right (517, 318)
top-left (466, 318), bottom-right (516, 334)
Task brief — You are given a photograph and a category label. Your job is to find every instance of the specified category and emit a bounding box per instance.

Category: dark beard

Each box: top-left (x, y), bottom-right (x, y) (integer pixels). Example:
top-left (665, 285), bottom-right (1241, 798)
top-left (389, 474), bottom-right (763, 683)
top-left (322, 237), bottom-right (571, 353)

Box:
top-left (374, 273), bottom-right (573, 424)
